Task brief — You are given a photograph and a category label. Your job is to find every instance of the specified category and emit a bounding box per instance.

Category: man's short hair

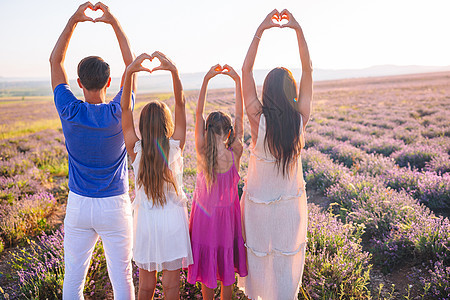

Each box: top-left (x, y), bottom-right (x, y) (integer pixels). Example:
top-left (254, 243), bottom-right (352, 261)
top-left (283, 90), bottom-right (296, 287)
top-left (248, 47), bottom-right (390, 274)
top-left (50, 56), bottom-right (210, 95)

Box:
top-left (77, 56), bottom-right (110, 91)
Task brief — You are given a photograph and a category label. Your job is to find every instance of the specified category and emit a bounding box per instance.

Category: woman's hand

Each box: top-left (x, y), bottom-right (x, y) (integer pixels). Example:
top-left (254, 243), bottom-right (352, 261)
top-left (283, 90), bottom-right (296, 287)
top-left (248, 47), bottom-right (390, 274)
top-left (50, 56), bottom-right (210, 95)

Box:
top-left (257, 9), bottom-right (281, 33)
top-left (280, 9), bottom-right (301, 31)
top-left (150, 51), bottom-right (178, 73)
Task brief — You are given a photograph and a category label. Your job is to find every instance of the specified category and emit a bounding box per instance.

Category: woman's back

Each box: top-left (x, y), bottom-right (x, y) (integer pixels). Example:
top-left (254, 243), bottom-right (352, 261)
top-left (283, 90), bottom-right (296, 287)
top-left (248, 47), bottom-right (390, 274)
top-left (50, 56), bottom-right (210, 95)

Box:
top-left (238, 113), bottom-right (307, 299)
top-left (246, 114), bottom-right (305, 198)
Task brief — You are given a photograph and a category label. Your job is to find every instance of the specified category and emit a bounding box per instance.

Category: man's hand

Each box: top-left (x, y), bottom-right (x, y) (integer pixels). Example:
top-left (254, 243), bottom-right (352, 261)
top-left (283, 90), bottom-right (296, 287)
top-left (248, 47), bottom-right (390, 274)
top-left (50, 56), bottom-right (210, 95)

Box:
top-left (71, 2), bottom-right (95, 23)
top-left (92, 2), bottom-right (116, 25)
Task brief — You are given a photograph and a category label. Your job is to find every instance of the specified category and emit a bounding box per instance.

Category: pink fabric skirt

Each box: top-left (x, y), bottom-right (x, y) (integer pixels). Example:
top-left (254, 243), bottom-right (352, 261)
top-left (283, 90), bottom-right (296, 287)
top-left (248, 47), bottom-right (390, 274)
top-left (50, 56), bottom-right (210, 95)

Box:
top-left (188, 168), bottom-right (248, 288)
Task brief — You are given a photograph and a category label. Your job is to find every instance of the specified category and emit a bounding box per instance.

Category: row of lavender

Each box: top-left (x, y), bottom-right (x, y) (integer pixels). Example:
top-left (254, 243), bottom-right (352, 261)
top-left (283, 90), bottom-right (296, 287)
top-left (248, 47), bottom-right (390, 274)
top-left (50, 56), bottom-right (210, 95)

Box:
top-left (2, 71), bottom-right (449, 298)
top-left (305, 132), bottom-right (450, 212)
top-left (301, 73), bottom-right (450, 298)
top-left (309, 73), bottom-right (449, 214)
top-left (0, 94), bottom-right (372, 299)
top-left (0, 129), bottom-right (68, 249)
top-left (302, 148), bottom-right (449, 298)
top-left (0, 143), bottom-right (372, 298)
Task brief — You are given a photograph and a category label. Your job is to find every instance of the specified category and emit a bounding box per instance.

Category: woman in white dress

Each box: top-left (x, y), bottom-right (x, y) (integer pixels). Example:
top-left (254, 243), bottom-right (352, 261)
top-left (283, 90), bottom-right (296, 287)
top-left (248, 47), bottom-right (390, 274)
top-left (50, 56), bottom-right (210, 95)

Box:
top-left (237, 9), bottom-right (313, 300)
top-left (121, 52), bottom-right (193, 299)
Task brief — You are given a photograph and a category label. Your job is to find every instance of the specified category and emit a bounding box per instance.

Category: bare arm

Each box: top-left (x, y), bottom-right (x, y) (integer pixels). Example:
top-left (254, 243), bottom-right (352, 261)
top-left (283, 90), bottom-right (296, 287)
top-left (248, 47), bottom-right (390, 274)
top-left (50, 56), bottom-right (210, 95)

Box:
top-left (50, 2), bottom-right (94, 91)
top-left (281, 9), bottom-right (313, 130)
top-left (121, 54), bottom-right (152, 162)
top-left (195, 65), bottom-right (222, 156)
top-left (223, 65), bottom-right (244, 161)
top-left (242, 9), bottom-right (281, 144)
top-left (151, 52), bottom-right (186, 151)
top-left (93, 2), bottom-right (136, 90)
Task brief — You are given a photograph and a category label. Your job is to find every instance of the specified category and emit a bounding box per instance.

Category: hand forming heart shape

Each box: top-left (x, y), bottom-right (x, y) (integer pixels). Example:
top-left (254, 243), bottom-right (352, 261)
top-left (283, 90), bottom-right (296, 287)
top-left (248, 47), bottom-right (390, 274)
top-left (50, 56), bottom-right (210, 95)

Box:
top-left (214, 65), bottom-right (230, 73)
top-left (84, 7), bottom-right (104, 20)
top-left (141, 56), bottom-right (161, 73)
top-left (271, 12), bottom-right (289, 26)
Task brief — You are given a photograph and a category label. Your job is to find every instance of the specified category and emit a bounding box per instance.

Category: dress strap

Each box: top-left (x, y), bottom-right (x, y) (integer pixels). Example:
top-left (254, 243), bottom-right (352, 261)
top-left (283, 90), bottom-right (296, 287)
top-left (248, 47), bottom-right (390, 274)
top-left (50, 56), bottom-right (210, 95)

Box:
top-left (229, 148), bottom-right (236, 168)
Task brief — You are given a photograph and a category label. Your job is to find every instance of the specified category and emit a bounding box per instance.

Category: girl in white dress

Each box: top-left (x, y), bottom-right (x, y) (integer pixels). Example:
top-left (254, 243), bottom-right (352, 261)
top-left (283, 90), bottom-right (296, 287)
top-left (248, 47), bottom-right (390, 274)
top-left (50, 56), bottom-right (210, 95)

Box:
top-left (121, 52), bottom-right (193, 299)
top-left (237, 9), bottom-right (313, 300)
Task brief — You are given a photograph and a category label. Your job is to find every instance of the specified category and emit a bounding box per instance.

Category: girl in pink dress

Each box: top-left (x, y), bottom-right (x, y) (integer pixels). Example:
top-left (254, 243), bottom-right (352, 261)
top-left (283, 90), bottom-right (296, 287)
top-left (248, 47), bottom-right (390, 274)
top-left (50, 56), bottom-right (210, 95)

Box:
top-left (188, 64), bottom-right (248, 299)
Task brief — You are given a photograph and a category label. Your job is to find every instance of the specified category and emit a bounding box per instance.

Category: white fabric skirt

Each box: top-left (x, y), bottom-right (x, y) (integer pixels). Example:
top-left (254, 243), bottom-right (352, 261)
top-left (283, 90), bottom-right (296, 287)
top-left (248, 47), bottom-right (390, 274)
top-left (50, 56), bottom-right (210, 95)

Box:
top-left (132, 198), bottom-right (193, 272)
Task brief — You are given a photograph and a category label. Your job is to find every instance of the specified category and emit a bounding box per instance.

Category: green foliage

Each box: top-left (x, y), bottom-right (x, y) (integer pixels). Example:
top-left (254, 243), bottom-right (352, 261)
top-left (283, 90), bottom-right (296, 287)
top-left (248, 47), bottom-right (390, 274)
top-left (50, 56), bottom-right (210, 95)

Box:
top-left (183, 167), bottom-right (197, 176)
top-left (301, 205), bottom-right (372, 299)
top-left (0, 193), bottom-right (56, 247)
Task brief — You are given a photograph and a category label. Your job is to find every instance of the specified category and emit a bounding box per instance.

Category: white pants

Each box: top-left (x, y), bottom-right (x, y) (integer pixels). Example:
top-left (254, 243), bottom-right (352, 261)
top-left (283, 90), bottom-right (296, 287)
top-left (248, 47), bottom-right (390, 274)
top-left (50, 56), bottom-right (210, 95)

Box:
top-left (63, 191), bottom-right (135, 300)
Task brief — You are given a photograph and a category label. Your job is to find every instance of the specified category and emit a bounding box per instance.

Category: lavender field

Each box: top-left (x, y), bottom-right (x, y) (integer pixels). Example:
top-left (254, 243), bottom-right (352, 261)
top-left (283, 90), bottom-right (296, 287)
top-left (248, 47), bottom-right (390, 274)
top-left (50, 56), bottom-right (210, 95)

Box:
top-left (0, 71), bottom-right (449, 299)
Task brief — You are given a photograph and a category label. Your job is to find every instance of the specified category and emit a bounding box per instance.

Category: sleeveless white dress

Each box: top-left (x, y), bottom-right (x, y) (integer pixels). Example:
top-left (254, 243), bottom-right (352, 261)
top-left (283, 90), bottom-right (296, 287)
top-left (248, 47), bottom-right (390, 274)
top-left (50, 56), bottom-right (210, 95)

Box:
top-left (238, 114), bottom-right (308, 300)
top-left (132, 139), bottom-right (193, 271)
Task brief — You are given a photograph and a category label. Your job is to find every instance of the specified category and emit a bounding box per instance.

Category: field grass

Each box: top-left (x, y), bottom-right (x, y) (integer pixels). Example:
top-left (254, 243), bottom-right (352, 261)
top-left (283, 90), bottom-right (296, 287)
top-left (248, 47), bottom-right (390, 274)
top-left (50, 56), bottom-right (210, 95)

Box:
top-left (0, 119), bottom-right (62, 140)
top-left (0, 72), bottom-right (449, 299)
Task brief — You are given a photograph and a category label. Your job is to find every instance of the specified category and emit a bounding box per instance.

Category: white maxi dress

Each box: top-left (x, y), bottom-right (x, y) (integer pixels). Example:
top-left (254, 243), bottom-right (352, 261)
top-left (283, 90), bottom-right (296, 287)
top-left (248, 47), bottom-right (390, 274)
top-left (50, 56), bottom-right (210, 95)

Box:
top-left (238, 114), bottom-right (308, 300)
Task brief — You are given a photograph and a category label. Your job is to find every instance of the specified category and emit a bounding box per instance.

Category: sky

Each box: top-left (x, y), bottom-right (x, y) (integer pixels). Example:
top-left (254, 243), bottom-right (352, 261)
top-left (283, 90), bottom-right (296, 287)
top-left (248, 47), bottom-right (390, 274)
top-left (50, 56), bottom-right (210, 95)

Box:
top-left (0, 0), bottom-right (449, 80)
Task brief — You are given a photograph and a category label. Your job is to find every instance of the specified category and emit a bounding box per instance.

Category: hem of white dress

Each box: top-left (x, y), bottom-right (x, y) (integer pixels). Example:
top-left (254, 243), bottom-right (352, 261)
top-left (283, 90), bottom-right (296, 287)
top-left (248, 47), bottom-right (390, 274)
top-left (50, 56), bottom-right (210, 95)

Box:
top-left (133, 256), bottom-right (193, 272)
top-left (237, 281), bottom-right (302, 300)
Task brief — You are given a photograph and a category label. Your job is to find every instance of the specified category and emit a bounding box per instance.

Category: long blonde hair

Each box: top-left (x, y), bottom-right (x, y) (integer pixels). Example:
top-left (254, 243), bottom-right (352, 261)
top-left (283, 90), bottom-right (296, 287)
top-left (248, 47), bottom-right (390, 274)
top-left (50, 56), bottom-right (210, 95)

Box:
top-left (138, 101), bottom-right (177, 206)
top-left (203, 111), bottom-right (234, 190)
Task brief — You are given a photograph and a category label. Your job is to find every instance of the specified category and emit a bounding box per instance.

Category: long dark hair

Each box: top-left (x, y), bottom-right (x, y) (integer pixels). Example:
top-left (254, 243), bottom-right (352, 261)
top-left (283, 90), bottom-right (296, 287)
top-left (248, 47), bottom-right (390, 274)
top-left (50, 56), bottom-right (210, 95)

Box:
top-left (261, 67), bottom-right (302, 177)
top-left (203, 111), bottom-right (234, 190)
top-left (138, 101), bottom-right (178, 206)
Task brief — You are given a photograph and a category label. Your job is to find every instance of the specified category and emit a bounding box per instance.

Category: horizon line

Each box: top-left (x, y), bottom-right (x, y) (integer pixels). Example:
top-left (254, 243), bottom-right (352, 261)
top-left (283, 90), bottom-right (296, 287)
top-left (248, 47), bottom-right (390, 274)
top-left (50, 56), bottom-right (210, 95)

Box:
top-left (1, 64), bottom-right (450, 81)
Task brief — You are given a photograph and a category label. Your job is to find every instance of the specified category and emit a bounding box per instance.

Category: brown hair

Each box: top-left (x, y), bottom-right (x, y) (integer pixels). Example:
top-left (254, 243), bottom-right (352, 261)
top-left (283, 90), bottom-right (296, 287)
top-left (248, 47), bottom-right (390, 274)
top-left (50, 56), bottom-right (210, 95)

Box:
top-left (77, 56), bottom-right (110, 91)
top-left (138, 101), bottom-right (177, 206)
top-left (261, 67), bottom-right (302, 177)
top-left (203, 111), bottom-right (234, 190)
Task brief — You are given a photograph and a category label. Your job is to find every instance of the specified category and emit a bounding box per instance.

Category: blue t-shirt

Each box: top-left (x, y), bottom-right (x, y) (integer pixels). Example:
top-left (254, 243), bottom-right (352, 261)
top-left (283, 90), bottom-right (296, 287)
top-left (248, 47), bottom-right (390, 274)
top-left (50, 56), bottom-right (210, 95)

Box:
top-left (53, 84), bottom-right (134, 198)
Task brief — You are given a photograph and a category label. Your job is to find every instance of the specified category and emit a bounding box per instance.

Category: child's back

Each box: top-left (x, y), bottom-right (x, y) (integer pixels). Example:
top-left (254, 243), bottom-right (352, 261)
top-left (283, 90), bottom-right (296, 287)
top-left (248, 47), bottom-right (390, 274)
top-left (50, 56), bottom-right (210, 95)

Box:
top-left (188, 148), bottom-right (246, 288)
top-left (188, 64), bottom-right (247, 299)
top-left (132, 138), bottom-right (192, 271)
top-left (121, 52), bottom-right (193, 299)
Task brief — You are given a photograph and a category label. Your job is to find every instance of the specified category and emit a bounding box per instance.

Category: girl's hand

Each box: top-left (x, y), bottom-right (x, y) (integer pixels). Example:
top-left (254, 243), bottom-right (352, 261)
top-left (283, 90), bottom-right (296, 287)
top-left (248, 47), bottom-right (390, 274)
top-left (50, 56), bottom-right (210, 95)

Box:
top-left (258, 9), bottom-right (281, 32)
top-left (150, 51), bottom-right (177, 73)
top-left (222, 64), bottom-right (240, 82)
top-left (205, 64), bottom-right (223, 81)
top-left (280, 9), bottom-right (301, 31)
top-left (126, 53), bottom-right (153, 74)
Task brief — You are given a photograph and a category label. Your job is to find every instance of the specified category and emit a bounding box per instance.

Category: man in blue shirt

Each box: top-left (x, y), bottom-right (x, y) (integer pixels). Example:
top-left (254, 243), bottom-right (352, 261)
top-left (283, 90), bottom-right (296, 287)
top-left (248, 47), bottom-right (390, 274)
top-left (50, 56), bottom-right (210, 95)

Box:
top-left (50, 2), bottom-right (135, 299)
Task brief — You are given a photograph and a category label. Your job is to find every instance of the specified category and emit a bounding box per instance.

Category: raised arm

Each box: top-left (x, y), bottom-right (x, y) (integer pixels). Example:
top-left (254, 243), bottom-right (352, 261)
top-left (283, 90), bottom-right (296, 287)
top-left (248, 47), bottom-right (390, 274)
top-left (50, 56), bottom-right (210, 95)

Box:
top-left (242, 9), bottom-right (281, 142)
top-left (195, 65), bottom-right (222, 156)
top-left (151, 52), bottom-right (186, 150)
top-left (281, 9), bottom-right (313, 130)
top-left (121, 54), bottom-right (152, 162)
top-left (93, 2), bottom-right (136, 90)
top-left (50, 2), bottom-right (94, 91)
top-left (222, 65), bottom-right (244, 160)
